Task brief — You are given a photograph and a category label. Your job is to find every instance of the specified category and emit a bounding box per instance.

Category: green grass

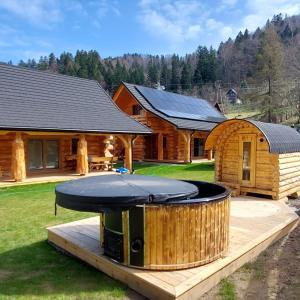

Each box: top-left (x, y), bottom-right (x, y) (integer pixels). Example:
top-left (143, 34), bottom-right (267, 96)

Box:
top-left (219, 279), bottom-right (236, 300)
top-left (133, 161), bottom-right (214, 182)
top-left (0, 162), bottom-right (214, 299)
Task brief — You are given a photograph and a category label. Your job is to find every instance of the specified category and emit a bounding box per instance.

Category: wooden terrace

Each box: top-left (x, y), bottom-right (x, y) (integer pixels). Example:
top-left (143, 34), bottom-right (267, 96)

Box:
top-left (48, 197), bottom-right (299, 300)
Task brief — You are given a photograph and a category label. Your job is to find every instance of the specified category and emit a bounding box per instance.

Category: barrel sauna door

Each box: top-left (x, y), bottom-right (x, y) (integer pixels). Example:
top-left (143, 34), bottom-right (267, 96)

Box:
top-left (238, 134), bottom-right (256, 187)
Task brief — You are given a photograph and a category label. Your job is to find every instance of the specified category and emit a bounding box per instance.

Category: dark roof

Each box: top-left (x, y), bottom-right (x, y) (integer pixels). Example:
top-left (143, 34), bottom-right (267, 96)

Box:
top-left (226, 88), bottom-right (237, 95)
top-left (248, 120), bottom-right (300, 154)
top-left (122, 82), bottom-right (225, 131)
top-left (0, 64), bottom-right (151, 134)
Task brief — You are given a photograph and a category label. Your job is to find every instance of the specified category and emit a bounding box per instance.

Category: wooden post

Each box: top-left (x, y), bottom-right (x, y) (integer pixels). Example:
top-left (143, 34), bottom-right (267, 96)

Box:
top-left (180, 131), bottom-right (192, 163)
top-left (11, 132), bottom-right (26, 182)
top-left (76, 134), bottom-right (88, 175)
top-left (117, 135), bottom-right (133, 173)
top-left (157, 133), bottom-right (163, 161)
top-left (208, 149), bottom-right (213, 161)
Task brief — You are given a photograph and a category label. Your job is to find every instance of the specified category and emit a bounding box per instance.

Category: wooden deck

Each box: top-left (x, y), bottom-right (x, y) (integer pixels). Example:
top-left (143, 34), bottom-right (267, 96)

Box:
top-left (47, 197), bottom-right (299, 300)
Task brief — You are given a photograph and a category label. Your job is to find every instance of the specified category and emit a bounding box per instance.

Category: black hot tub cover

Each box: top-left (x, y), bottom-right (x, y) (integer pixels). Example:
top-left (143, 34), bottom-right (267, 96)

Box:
top-left (55, 174), bottom-right (199, 212)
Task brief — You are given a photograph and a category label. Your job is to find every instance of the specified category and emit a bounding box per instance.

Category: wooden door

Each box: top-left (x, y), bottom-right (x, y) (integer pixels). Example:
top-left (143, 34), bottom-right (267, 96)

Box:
top-left (238, 134), bottom-right (256, 187)
top-left (144, 135), bottom-right (158, 159)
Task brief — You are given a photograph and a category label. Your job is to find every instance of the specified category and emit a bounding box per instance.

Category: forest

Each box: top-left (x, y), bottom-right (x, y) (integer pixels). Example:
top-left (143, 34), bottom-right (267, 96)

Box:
top-left (13, 13), bottom-right (300, 124)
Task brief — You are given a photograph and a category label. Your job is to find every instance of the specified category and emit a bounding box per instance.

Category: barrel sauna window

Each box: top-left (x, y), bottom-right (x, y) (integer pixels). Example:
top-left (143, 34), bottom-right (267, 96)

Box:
top-left (242, 142), bottom-right (251, 181)
top-left (238, 134), bottom-right (256, 187)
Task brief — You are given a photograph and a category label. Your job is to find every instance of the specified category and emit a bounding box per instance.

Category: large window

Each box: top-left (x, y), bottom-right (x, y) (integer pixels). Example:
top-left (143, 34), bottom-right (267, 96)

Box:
top-left (193, 138), bottom-right (204, 157)
top-left (28, 139), bottom-right (59, 170)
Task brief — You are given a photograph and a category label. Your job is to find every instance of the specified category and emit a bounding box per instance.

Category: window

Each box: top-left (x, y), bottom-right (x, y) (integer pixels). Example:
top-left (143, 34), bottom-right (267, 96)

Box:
top-left (28, 139), bottom-right (59, 170)
top-left (193, 138), bottom-right (204, 157)
top-left (132, 105), bottom-right (142, 115)
top-left (72, 138), bottom-right (79, 155)
top-left (242, 142), bottom-right (251, 181)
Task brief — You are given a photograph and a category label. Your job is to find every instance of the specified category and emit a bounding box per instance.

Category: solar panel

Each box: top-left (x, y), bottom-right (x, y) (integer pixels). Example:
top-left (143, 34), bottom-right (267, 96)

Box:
top-left (135, 85), bottom-right (225, 122)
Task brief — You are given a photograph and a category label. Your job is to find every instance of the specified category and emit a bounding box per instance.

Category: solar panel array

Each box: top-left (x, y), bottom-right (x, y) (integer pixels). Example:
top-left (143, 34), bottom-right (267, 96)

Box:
top-left (135, 85), bottom-right (225, 122)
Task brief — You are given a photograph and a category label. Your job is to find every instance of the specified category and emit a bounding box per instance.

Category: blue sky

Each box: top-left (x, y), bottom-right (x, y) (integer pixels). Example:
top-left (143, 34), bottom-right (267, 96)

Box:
top-left (1, 0), bottom-right (300, 63)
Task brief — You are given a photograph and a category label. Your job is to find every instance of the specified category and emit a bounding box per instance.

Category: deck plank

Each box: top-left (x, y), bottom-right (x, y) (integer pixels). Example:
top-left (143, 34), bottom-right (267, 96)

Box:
top-left (48, 197), bottom-right (299, 300)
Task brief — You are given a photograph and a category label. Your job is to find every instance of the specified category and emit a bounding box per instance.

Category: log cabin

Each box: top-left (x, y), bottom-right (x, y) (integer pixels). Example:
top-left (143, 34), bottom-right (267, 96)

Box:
top-left (0, 64), bottom-right (151, 182)
top-left (113, 82), bottom-right (225, 163)
top-left (205, 119), bottom-right (300, 200)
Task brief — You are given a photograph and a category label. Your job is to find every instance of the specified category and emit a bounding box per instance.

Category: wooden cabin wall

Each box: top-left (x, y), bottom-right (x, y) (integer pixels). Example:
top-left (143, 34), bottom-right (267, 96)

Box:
top-left (0, 133), bottom-right (14, 176)
top-left (0, 133), bottom-right (107, 177)
top-left (277, 152), bottom-right (300, 199)
top-left (146, 111), bottom-right (178, 161)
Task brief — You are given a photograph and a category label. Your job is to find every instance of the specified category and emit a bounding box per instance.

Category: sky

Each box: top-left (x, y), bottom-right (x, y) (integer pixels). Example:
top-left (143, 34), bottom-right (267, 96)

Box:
top-left (1, 0), bottom-right (300, 63)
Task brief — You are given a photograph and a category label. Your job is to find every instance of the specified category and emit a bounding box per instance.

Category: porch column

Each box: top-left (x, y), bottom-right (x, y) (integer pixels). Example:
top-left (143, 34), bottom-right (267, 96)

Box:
top-left (180, 131), bottom-right (192, 163)
top-left (208, 149), bottom-right (213, 161)
top-left (76, 134), bottom-right (88, 175)
top-left (11, 132), bottom-right (26, 182)
top-left (117, 135), bottom-right (133, 173)
top-left (157, 133), bottom-right (164, 161)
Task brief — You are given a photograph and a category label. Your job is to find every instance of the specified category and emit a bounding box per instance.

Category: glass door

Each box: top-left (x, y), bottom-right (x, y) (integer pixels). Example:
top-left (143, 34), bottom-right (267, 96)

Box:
top-left (28, 139), bottom-right (59, 171)
top-left (45, 140), bottom-right (59, 169)
top-left (193, 138), bottom-right (204, 157)
top-left (28, 140), bottom-right (43, 170)
top-left (238, 134), bottom-right (256, 187)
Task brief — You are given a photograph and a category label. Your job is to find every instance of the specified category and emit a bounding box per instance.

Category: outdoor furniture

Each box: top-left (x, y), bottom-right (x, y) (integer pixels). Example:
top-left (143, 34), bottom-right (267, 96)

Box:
top-left (88, 156), bottom-right (118, 172)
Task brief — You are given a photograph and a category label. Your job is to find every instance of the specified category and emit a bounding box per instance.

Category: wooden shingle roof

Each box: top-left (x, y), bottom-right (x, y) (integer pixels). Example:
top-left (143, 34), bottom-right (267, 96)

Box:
top-left (0, 64), bottom-right (151, 134)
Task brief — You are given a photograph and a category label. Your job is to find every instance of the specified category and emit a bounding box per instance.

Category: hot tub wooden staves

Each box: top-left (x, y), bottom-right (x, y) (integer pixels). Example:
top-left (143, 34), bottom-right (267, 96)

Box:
top-left (100, 196), bottom-right (230, 270)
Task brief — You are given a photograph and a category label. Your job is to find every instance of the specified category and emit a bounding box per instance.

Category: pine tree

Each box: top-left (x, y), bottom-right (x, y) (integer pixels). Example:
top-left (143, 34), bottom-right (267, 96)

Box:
top-left (170, 54), bottom-right (180, 92)
top-left (160, 56), bottom-right (170, 88)
top-left (37, 56), bottom-right (48, 70)
top-left (75, 50), bottom-right (89, 78)
top-left (49, 53), bottom-right (58, 72)
top-left (256, 25), bottom-right (284, 122)
top-left (59, 52), bottom-right (76, 75)
top-left (181, 62), bottom-right (192, 90)
top-left (147, 58), bottom-right (159, 86)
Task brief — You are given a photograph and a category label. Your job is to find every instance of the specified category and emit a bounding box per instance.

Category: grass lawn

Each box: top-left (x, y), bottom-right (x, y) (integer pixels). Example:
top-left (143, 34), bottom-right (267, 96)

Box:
top-left (0, 162), bottom-right (214, 299)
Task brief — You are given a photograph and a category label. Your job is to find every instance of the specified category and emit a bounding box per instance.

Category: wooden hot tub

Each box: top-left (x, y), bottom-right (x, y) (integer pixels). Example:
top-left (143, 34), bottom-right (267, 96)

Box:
top-left (56, 175), bottom-right (230, 270)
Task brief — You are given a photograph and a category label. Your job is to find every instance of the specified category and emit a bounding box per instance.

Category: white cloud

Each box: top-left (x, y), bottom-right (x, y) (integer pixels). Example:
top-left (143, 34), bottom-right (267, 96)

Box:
top-left (206, 18), bottom-right (234, 40)
top-left (243, 0), bottom-right (300, 31)
top-left (0, 0), bottom-right (62, 27)
top-left (137, 0), bottom-right (205, 50)
top-left (89, 0), bottom-right (120, 18)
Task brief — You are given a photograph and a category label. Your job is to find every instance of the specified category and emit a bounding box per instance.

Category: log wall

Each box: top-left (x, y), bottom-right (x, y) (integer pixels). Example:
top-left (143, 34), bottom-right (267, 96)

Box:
top-left (0, 133), bottom-right (14, 176)
top-left (277, 153), bottom-right (300, 199)
top-left (0, 132), bottom-right (106, 177)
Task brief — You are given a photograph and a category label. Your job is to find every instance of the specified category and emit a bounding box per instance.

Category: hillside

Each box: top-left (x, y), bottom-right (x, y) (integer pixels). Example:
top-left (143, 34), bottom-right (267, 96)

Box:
top-left (12, 13), bottom-right (300, 124)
